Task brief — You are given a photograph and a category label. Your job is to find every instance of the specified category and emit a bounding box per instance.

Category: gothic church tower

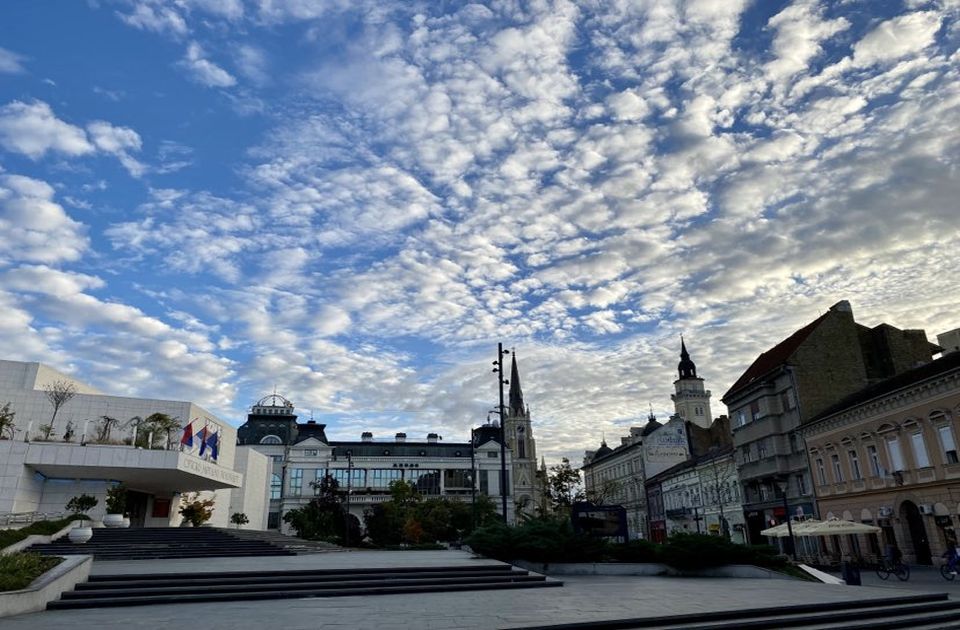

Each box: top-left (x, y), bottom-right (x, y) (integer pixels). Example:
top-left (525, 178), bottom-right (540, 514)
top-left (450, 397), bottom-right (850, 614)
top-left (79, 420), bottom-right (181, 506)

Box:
top-left (671, 337), bottom-right (713, 429)
top-left (503, 353), bottom-right (540, 519)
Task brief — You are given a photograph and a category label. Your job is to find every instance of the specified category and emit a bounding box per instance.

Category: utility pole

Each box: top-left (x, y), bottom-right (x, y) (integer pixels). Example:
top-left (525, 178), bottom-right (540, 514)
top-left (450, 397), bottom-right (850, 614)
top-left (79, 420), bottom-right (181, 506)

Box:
top-left (493, 343), bottom-right (510, 521)
top-left (470, 427), bottom-right (477, 529)
top-left (344, 450), bottom-right (353, 547)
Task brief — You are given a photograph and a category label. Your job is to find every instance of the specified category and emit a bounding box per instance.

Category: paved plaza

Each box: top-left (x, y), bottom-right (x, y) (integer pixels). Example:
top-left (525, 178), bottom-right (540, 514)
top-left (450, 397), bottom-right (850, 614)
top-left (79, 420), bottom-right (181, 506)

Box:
top-left (2, 550), bottom-right (953, 629)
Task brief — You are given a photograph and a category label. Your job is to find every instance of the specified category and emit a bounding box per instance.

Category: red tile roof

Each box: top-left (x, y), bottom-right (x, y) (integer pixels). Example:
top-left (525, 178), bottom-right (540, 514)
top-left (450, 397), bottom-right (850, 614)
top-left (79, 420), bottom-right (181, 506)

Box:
top-left (722, 311), bottom-right (830, 402)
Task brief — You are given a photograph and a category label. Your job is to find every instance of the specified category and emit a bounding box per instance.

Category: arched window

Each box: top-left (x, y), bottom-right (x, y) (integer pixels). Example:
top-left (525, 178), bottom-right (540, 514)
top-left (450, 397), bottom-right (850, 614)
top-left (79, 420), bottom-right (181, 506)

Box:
top-left (260, 435), bottom-right (282, 445)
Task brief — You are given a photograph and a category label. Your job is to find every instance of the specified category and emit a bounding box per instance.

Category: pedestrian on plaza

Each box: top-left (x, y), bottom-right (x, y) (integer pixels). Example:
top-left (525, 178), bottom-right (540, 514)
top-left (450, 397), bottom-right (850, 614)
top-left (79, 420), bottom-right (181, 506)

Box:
top-left (943, 542), bottom-right (960, 575)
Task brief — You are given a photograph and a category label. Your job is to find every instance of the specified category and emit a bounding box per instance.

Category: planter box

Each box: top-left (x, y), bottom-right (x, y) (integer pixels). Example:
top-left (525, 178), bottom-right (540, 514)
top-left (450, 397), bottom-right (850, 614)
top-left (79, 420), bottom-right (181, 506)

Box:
top-left (1, 520), bottom-right (81, 555)
top-left (0, 555), bottom-right (92, 618)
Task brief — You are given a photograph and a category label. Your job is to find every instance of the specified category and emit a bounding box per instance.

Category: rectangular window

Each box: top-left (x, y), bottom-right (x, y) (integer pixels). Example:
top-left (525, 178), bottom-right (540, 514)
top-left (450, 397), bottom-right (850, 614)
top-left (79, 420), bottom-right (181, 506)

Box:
top-left (848, 450), bottom-right (862, 480)
top-left (479, 470), bottom-right (489, 495)
top-left (290, 468), bottom-right (303, 496)
top-left (409, 469), bottom-right (441, 495)
top-left (939, 425), bottom-right (959, 464)
top-left (487, 451), bottom-right (498, 458)
top-left (788, 433), bottom-right (798, 453)
top-left (757, 439), bottom-right (767, 459)
top-left (796, 473), bottom-right (807, 495)
top-left (750, 400), bottom-right (761, 421)
top-left (866, 445), bottom-right (881, 476)
top-left (912, 432), bottom-right (930, 468)
top-left (817, 458), bottom-right (827, 486)
top-left (741, 445), bottom-right (751, 463)
top-left (759, 483), bottom-right (770, 502)
top-left (736, 410), bottom-right (747, 427)
top-left (831, 454), bottom-right (843, 482)
top-left (329, 468), bottom-right (366, 488)
top-left (443, 469), bottom-right (473, 489)
top-left (367, 468), bottom-right (403, 489)
top-left (270, 473), bottom-right (281, 500)
top-left (888, 437), bottom-right (905, 472)
top-left (304, 449), bottom-right (318, 457)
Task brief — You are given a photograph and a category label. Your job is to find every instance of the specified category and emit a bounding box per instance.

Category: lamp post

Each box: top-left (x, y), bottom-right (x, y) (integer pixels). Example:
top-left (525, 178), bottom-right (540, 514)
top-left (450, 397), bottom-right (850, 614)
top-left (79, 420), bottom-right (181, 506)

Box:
top-left (470, 427), bottom-right (477, 529)
top-left (344, 450), bottom-right (353, 547)
top-left (492, 343), bottom-right (510, 522)
top-left (774, 476), bottom-right (797, 561)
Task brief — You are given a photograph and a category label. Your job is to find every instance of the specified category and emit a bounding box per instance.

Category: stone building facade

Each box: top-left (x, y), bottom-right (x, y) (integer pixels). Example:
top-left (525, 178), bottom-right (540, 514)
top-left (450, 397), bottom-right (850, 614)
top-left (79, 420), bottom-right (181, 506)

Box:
top-left (0, 359), bottom-right (266, 529)
top-left (238, 355), bottom-right (542, 530)
top-left (723, 301), bottom-right (938, 544)
top-left (801, 351), bottom-right (960, 565)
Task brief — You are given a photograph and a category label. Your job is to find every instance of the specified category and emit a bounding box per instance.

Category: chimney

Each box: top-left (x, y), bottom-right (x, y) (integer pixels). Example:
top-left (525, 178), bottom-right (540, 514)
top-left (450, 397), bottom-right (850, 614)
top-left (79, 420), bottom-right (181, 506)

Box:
top-left (361, 432), bottom-right (373, 442)
top-left (395, 432), bottom-right (406, 443)
top-left (427, 433), bottom-right (438, 443)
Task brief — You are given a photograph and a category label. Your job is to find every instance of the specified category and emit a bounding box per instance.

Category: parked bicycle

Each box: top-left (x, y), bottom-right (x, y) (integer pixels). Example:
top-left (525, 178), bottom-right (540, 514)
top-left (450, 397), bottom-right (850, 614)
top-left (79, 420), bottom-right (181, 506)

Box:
top-left (876, 559), bottom-right (910, 581)
top-left (941, 563), bottom-right (957, 581)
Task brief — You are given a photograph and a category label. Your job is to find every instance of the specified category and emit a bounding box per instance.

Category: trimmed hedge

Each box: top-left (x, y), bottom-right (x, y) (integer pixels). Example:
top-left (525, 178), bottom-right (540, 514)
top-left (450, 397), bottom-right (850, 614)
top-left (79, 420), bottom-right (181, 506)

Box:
top-left (0, 553), bottom-right (62, 592)
top-left (0, 517), bottom-right (79, 550)
top-left (465, 520), bottom-right (787, 571)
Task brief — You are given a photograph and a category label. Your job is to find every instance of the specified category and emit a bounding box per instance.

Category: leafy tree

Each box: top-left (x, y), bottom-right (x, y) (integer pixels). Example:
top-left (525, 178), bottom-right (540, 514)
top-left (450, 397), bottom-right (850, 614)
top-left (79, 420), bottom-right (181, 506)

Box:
top-left (43, 379), bottom-right (76, 429)
top-left (95, 415), bottom-right (120, 442)
top-left (66, 494), bottom-right (98, 527)
top-left (131, 413), bottom-right (181, 448)
top-left (230, 512), bottom-right (249, 528)
top-left (0, 402), bottom-right (16, 440)
top-left (179, 492), bottom-right (215, 527)
top-left (282, 474), bottom-right (361, 544)
top-left (585, 478), bottom-right (624, 505)
top-left (546, 458), bottom-right (585, 514)
top-left (37, 424), bottom-right (56, 441)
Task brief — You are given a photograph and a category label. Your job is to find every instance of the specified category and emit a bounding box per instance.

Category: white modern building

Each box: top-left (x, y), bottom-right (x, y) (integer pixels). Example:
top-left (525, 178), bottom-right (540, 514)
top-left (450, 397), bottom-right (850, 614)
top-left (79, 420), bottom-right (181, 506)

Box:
top-left (0, 360), bottom-right (269, 529)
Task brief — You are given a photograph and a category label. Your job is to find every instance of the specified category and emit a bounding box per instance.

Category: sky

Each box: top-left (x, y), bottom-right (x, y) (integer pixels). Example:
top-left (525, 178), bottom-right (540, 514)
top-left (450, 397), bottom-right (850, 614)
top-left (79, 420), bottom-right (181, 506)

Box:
top-left (0, 0), bottom-right (958, 466)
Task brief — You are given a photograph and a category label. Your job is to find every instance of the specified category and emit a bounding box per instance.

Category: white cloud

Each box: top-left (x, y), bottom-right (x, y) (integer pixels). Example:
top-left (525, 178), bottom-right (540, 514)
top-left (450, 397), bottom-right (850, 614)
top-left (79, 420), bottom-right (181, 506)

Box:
top-left (0, 101), bottom-right (94, 159)
top-left (116, 2), bottom-right (189, 36)
top-left (764, 0), bottom-right (850, 84)
top-left (179, 42), bottom-right (237, 87)
top-left (0, 174), bottom-right (89, 264)
top-left (0, 47), bottom-right (26, 74)
top-left (234, 45), bottom-right (269, 85)
top-left (853, 11), bottom-right (943, 67)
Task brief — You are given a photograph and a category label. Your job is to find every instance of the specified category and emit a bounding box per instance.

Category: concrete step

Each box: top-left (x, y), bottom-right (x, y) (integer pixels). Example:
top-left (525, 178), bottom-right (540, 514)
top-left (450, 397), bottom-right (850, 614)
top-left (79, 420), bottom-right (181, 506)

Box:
top-left (48, 567), bottom-right (562, 610)
top-left (517, 593), bottom-right (953, 630)
top-left (61, 573), bottom-right (547, 600)
top-left (27, 526), bottom-right (295, 560)
top-left (79, 566), bottom-right (516, 588)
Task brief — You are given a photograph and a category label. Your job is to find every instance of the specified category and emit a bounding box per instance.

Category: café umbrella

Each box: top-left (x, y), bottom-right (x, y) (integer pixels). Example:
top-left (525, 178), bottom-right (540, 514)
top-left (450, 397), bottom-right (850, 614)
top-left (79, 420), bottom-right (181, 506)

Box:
top-left (760, 519), bottom-right (821, 538)
top-left (796, 518), bottom-right (881, 537)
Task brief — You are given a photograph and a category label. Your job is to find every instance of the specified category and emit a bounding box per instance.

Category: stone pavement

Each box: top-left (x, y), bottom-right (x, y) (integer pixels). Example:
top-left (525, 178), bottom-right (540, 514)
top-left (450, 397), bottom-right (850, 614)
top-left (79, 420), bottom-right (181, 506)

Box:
top-left (0, 550), bottom-right (951, 630)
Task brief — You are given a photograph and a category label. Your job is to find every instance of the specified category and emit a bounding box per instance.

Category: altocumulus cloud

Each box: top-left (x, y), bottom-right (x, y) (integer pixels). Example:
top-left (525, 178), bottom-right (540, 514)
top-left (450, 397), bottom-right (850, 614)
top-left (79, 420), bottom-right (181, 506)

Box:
top-left (0, 1), bottom-right (958, 464)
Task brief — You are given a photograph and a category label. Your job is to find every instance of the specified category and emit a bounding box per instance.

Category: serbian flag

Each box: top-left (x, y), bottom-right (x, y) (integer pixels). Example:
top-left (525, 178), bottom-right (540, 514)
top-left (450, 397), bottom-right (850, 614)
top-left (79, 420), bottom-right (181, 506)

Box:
top-left (205, 431), bottom-right (219, 461)
top-left (197, 425), bottom-right (209, 456)
top-left (180, 421), bottom-right (195, 449)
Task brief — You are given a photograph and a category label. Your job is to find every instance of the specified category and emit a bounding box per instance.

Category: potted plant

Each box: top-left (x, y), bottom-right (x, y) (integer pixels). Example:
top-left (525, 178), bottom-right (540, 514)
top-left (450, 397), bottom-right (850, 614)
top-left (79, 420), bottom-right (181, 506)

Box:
top-left (230, 512), bottom-right (249, 529)
top-left (179, 493), bottom-right (215, 527)
top-left (66, 494), bottom-right (98, 544)
top-left (103, 483), bottom-right (127, 528)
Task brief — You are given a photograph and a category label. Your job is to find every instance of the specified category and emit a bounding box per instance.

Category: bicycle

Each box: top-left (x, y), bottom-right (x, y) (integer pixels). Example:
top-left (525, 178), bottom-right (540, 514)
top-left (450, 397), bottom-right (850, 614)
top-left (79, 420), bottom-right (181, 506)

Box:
top-left (876, 559), bottom-right (910, 581)
top-left (941, 563), bottom-right (957, 581)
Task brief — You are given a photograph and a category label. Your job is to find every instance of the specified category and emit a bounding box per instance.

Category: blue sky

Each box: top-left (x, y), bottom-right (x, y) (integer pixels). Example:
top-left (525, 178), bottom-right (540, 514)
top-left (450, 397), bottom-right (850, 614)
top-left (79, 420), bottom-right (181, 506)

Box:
top-left (1, 0), bottom-right (958, 464)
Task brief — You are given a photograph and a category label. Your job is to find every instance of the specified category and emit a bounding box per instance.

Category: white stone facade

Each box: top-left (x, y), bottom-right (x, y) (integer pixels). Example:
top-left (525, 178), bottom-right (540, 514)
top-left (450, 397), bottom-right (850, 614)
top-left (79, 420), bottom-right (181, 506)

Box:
top-left (0, 359), bottom-right (265, 529)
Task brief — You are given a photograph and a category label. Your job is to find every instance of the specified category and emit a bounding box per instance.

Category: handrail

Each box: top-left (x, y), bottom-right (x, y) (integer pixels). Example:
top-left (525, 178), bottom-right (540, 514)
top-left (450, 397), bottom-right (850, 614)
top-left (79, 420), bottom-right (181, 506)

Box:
top-left (0, 511), bottom-right (66, 527)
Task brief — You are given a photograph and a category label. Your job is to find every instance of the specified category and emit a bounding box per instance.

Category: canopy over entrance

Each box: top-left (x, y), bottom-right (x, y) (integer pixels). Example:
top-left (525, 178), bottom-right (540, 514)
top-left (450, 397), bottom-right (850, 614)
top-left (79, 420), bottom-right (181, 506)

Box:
top-left (24, 442), bottom-right (242, 493)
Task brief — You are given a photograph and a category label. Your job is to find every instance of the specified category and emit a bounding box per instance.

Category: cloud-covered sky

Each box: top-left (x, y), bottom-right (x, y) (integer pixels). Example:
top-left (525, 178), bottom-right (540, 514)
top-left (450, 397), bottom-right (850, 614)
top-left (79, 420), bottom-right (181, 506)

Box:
top-left (1, 0), bottom-right (958, 464)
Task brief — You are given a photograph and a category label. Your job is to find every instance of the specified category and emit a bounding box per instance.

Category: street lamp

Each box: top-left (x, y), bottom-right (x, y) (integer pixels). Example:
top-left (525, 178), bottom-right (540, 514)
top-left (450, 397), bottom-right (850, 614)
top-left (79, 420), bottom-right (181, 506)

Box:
top-left (492, 343), bottom-right (510, 522)
top-left (774, 476), bottom-right (797, 561)
top-left (344, 449), bottom-right (353, 547)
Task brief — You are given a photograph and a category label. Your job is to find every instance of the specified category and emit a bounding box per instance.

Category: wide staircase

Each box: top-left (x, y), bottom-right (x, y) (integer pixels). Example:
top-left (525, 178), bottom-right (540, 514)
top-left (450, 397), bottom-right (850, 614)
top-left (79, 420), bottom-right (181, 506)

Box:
top-left (28, 526), bottom-right (295, 560)
top-left (48, 564), bottom-right (561, 609)
top-left (520, 592), bottom-right (960, 630)
top-left (219, 527), bottom-right (341, 554)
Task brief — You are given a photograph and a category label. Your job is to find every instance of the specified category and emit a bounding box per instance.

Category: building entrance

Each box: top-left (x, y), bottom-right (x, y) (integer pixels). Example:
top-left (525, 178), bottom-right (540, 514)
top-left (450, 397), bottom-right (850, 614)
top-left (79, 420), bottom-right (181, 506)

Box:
top-left (127, 490), bottom-right (150, 528)
top-left (901, 500), bottom-right (932, 565)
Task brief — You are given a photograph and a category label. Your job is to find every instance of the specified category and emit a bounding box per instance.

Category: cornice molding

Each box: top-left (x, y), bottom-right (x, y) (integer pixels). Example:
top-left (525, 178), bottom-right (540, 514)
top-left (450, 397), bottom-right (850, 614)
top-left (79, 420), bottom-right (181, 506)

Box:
top-left (801, 370), bottom-right (960, 438)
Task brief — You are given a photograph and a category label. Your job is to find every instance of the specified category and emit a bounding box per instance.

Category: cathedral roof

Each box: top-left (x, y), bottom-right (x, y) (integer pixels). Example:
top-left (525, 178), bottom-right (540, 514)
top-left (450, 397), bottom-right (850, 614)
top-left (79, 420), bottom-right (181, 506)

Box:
top-left (508, 353), bottom-right (525, 416)
top-left (678, 337), bottom-right (697, 379)
top-left (594, 441), bottom-right (613, 458)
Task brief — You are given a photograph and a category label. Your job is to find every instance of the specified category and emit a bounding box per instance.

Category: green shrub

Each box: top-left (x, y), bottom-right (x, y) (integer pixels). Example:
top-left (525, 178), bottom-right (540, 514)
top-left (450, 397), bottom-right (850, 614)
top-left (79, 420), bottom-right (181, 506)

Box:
top-left (466, 517), bottom-right (608, 564)
top-left (0, 553), bottom-right (62, 591)
top-left (466, 524), bottom-right (786, 571)
top-left (0, 517), bottom-right (78, 550)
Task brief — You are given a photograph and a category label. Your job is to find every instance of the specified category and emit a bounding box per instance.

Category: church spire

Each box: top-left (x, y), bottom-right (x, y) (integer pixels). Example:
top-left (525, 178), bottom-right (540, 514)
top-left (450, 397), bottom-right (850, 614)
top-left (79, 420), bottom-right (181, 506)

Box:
top-left (678, 335), bottom-right (697, 379)
top-left (508, 352), bottom-right (525, 416)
